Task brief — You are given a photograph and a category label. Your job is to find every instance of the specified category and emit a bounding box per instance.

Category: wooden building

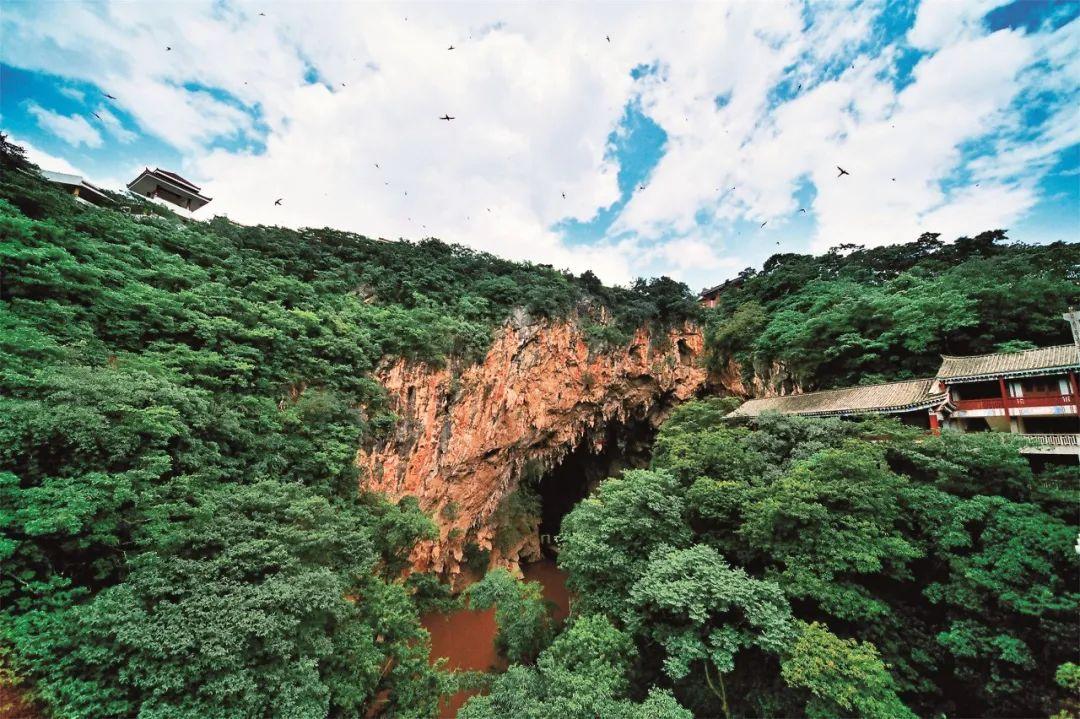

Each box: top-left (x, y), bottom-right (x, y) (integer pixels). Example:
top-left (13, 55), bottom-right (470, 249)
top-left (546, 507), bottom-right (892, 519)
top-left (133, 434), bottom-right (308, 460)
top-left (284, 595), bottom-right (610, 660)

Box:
top-left (728, 339), bottom-right (1080, 459)
top-left (42, 170), bottom-right (112, 207)
top-left (127, 168), bottom-right (212, 212)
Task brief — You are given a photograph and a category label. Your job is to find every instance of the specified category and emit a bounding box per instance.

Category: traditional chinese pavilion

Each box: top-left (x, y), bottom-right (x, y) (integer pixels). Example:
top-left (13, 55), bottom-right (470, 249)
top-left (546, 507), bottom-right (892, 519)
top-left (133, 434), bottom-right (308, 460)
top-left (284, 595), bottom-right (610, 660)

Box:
top-left (127, 168), bottom-right (212, 212)
top-left (729, 317), bottom-right (1080, 458)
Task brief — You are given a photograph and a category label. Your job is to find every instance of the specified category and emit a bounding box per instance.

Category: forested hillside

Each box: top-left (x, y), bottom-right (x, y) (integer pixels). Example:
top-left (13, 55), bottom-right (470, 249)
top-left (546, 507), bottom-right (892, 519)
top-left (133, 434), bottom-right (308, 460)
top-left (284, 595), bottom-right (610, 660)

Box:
top-left (703, 234), bottom-right (1080, 391)
top-left (463, 403), bottom-right (1079, 719)
top-left (0, 139), bottom-right (697, 718)
top-left (2, 131), bottom-right (1078, 719)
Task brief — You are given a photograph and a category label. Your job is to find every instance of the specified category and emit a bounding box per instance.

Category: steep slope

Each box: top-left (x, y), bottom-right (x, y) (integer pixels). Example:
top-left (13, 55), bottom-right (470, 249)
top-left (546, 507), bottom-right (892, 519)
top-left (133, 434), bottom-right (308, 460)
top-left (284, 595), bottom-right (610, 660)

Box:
top-left (359, 314), bottom-right (706, 578)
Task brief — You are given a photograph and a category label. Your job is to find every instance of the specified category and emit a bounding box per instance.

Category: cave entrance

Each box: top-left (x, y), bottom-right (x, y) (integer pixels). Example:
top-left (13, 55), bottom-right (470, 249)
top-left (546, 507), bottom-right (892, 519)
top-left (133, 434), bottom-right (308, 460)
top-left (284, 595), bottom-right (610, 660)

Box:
top-left (536, 417), bottom-right (657, 558)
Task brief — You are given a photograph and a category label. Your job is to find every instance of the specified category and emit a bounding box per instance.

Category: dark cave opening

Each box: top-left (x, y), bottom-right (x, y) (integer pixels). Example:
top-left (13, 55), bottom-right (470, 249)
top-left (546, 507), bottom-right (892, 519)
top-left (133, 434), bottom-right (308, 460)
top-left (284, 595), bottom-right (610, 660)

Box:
top-left (536, 416), bottom-right (658, 558)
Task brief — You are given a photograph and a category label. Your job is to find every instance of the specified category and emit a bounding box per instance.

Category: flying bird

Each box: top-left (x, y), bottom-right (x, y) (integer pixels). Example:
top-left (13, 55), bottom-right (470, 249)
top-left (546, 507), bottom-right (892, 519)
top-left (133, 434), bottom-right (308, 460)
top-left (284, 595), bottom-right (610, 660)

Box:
top-left (92, 112), bottom-right (102, 120)
top-left (798, 208), bottom-right (806, 213)
top-left (165, 46), bottom-right (172, 51)
top-left (837, 166), bottom-right (850, 177)
top-left (375, 163), bottom-right (379, 168)
top-left (561, 192), bottom-right (566, 199)
top-left (760, 221), bottom-right (768, 228)
top-left (606, 35), bottom-right (611, 42)
top-left (448, 45), bottom-right (455, 50)
top-left (439, 114), bottom-right (455, 121)
top-left (104, 93), bottom-right (117, 100)
top-left (891, 178), bottom-right (896, 182)
top-left (274, 198), bottom-right (283, 206)
top-left (639, 184), bottom-right (645, 191)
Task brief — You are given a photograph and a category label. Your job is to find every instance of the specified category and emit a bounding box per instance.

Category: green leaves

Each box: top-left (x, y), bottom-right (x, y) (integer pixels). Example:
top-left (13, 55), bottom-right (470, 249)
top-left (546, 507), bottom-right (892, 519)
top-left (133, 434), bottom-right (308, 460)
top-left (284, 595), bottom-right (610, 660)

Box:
top-left (458, 615), bottom-right (693, 719)
top-left (465, 568), bottom-right (555, 665)
top-left (781, 621), bottom-right (915, 719)
top-left (703, 231), bottom-right (1080, 389)
top-left (558, 469), bottom-right (691, 616)
top-left (557, 405), bottom-right (1078, 717)
top-left (626, 544), bottom-right (795, 679)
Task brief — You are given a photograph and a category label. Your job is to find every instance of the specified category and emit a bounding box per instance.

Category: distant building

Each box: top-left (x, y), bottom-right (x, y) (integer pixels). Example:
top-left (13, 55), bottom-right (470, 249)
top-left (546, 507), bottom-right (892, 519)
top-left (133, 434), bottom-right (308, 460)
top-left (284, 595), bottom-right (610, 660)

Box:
top-left (729, 319), bottom-right (1080, 459)
top-left (699, 284), bottom-right (723, 308)
top-left (42, 170), bottom-right (112, 207)
top-left (127, 168), bottom-right (212, 212)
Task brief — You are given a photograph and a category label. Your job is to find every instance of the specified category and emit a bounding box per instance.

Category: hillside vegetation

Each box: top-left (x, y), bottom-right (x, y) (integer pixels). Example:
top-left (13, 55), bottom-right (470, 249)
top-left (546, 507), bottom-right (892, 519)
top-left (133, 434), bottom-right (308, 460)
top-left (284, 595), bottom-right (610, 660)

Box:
top-left (0, 139), bottom-right (696, 718)
top-left (464, 405), bottom-right (1078, 719)
top-left (703, 233), bottom-right (1080, 391)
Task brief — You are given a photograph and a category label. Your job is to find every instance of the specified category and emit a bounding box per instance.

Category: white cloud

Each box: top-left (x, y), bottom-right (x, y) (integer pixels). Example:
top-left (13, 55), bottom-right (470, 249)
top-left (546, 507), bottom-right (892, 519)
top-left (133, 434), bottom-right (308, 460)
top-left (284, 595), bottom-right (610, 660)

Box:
top-left (908, 0), bottom-right (1007, 50)
top-left (12, 135), bottom-right (86, 175)
top-left (26, 103), bottom-right (103, 148)
top-left (2, 1), bottom-right (1076, 288)
top-left (95, 106), bottom-right (138, 144)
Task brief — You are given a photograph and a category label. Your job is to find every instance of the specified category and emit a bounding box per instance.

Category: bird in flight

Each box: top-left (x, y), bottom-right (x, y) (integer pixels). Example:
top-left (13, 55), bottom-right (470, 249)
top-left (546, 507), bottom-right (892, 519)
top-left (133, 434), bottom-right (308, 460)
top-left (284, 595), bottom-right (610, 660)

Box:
top-left (104, 93), bottom-right (117, 100)
top-left (448, 45), bottom-right (455, 50)
top-left (837, 166), bottom-right (850, 177)
top-left (606, 35), bottom-right (611, 42)
top-left (639, 184), bottom-right (645, 191)
top-left (92, 112), bottom-right (102, 120)
top-left (374, 163), bottom-right (379, 168)
top-left (274, 198), bottom-right (283, 206)
top-left (440, 114), bottom-right (455, 121)
top-left (561, 192), bottom-right (566, 199)
top-left (166, 46), bottom-right (172, 51)
top-left (798, 208), bottom-right (806, 213)
top-left (760, 221), bottom-right (768, 228)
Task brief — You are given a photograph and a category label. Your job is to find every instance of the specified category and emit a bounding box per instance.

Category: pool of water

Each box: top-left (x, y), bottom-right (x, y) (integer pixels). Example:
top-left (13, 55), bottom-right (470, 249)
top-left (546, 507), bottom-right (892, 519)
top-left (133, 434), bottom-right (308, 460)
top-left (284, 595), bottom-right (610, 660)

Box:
top-left (421, 559), bottom-right (570, 718)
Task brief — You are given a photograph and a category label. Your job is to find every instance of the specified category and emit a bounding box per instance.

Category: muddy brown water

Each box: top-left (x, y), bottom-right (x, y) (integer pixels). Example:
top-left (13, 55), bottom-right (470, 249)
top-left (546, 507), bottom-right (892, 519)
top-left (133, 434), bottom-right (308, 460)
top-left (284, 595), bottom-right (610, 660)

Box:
top-left (421, 559), bottom-right (570, 718)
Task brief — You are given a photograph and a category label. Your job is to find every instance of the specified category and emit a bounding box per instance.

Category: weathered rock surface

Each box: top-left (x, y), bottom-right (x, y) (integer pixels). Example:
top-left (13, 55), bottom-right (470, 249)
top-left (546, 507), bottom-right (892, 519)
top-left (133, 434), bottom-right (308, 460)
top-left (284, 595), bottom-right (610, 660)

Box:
top-left (357, 316), bottom-right (707, 578)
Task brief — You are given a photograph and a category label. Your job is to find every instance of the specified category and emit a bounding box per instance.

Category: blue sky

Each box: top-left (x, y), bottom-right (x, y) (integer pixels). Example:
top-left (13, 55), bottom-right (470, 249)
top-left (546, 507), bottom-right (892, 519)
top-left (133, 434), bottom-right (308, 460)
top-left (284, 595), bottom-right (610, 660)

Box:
top-left (2, 0), bottom-right (1077, 289)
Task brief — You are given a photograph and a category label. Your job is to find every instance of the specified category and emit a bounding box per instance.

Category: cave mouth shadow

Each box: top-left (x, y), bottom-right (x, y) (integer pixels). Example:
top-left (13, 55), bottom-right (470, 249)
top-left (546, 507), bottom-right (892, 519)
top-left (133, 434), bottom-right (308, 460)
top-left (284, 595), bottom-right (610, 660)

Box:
top-left (536, 417), bottom-right (657, 558)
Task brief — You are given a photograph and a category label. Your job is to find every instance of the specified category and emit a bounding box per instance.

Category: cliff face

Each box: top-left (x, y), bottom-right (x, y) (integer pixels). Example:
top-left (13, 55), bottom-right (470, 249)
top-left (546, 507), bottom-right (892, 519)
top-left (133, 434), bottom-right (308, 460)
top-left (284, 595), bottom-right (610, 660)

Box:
top-left (357, 314), bottom-right (707, 579)
top-left (715, 357), bottom-right (803, 398)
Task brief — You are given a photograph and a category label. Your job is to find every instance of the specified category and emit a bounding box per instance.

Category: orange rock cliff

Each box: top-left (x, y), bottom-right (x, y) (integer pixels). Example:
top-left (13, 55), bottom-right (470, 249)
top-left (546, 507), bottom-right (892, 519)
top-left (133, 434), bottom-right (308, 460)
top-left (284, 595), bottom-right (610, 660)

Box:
top-left (357, 313), bottom-right (708, 579)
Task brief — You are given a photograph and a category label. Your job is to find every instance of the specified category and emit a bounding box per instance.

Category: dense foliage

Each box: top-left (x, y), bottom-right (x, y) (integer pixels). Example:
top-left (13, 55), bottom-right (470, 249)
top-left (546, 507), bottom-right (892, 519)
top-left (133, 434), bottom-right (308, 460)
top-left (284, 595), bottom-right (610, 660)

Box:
top-left (703, 233), bottom-right (1080, 389)
top-left (530, 402), bottom-right (1079, 718)
top-left (0, 139), bottom-right (697, 717)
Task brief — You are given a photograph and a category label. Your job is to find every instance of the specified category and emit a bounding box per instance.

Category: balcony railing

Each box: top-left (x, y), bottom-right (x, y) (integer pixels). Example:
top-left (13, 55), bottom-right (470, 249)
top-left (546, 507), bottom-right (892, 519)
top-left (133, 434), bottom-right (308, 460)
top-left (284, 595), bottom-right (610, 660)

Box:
top-left (1023, 433), bottom-right (1080, 447)
top-left (953, 394), bottom-right (1075, 411)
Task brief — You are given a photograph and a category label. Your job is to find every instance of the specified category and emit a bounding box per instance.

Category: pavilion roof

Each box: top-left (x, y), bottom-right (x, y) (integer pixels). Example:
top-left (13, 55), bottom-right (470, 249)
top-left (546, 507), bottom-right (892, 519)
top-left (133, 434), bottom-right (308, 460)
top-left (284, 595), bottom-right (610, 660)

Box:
top-left (729, 378), bottom-right (944, 418)
top-left (151, 168), bottom-right (201, 193)
top-left (937, 345), bottom-right (1080, 382)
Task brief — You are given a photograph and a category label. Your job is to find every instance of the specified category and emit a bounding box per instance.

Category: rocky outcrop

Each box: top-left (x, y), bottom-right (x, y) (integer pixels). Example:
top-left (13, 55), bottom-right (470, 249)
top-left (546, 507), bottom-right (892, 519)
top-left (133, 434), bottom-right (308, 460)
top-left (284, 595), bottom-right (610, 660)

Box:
top-left (716, 357), bottom-right (803, 398)
top-left (357, 314), bottom-right (707, 579)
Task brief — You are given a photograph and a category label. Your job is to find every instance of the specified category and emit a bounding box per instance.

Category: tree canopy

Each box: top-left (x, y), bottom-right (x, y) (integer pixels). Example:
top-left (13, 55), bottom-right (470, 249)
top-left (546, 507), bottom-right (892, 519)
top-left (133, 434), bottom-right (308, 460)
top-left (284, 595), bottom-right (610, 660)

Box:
top-left (702, 232), bottom-right (1080, 389)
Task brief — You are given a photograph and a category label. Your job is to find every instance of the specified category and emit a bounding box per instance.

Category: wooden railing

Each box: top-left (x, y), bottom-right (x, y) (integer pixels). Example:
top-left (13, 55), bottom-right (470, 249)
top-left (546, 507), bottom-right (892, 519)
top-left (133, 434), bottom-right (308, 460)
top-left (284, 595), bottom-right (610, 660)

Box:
top-left (953, 394), bottom-right (1075, 411)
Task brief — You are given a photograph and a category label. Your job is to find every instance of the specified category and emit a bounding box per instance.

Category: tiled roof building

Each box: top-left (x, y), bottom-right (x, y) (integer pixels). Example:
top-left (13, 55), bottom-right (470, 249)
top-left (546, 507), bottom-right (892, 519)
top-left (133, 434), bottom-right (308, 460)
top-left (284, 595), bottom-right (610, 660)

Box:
top-left (730, 378), bottom-right (944, 418)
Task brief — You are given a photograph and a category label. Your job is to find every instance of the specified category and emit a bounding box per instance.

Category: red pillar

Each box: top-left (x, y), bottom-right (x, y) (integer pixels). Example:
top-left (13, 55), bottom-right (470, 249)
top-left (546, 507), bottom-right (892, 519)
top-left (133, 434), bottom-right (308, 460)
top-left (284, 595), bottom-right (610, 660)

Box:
top-left (1069, 371), bottom-right (1079, 415)
top-left (928, 411), bottom-right (940, 436)
top-left (998, 377), bottom-right (1011, 420)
